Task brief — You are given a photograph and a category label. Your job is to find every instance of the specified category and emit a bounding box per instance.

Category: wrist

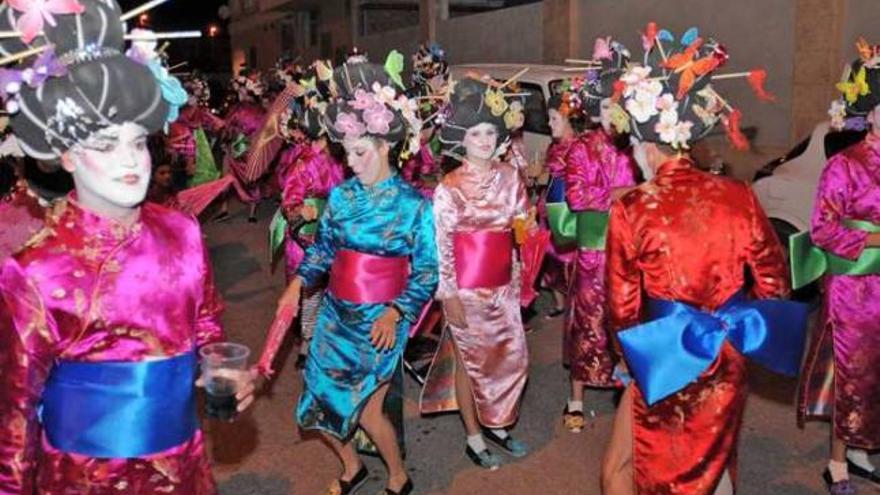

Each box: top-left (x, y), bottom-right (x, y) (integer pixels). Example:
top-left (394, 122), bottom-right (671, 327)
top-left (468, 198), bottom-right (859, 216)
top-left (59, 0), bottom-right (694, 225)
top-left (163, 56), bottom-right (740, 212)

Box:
top-left (386, 303), bottom-right (404, 322)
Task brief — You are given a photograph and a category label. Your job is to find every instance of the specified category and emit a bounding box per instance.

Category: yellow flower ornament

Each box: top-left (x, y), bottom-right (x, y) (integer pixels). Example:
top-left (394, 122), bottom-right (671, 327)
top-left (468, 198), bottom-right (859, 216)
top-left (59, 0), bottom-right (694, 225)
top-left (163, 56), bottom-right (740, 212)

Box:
top-left (504, 101), bottom-right (525, 130)
top-left (837, 66), bottom-right (871, 104)
top-left (608, 102), bottom-right (631, 134)
top-left (485, 89), bottom-right (509, 117)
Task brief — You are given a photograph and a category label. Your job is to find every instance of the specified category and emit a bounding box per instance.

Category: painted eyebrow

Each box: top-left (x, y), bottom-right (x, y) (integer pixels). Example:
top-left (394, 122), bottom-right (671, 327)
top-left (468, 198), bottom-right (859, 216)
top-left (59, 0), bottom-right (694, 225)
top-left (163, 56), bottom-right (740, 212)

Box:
top-left (94, 128), bottom-right (120, 139)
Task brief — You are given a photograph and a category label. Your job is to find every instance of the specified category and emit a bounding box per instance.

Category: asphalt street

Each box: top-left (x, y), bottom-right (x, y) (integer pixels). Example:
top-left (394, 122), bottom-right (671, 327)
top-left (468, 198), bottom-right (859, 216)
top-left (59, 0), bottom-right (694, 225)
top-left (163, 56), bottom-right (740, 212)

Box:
top-left (200, 203), bottom-right (867, 495)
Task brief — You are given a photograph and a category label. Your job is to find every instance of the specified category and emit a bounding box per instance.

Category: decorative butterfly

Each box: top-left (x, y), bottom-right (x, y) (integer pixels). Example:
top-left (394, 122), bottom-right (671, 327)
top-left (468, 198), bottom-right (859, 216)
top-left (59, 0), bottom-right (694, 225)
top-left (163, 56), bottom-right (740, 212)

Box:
top-left (663, 38), bottom-right (724, 99)
top-left (7, 0), bottom-right (85, 44)
top-left (593, 36), bottom-right (613, 61)
top-left (314, 61), bottom-right (333, 82)
top-left (657, 27), bottom-right (699, 47)
top-left (856, 37), bottom-right (880, 64)
top-left (288, 81), bottom-right (306, 99)
top-left (384, 50), bottom-right (405, 89)
top-left (837, 66), bottom-right (871, 104)
top-left (680, 27), bottom-right (700, 46)
top-left (299, 76), bottom-right (317, 94)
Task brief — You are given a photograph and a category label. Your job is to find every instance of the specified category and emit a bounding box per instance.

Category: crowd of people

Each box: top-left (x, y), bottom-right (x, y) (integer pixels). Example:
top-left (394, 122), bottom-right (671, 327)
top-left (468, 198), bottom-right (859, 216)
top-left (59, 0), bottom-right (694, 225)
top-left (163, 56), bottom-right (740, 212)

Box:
top-left (0, 2), bottom-right (878, 495)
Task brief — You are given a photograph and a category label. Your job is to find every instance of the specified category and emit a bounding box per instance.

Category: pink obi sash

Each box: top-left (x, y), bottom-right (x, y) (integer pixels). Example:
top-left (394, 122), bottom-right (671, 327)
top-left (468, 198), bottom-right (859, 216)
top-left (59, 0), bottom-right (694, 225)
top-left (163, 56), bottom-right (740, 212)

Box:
top-left (453, 230), bottom-right (513, 289)
top-left (329, 249), bottom-right (409, 303)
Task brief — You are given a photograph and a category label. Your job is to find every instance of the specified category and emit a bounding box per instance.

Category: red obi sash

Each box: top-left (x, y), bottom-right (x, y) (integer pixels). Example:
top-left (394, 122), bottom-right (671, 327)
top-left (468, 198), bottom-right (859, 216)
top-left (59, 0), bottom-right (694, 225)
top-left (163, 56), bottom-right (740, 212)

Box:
top-left (453, 230), bottom-right (513, 289)
top-left (329, 249), bottom-right (409, 303)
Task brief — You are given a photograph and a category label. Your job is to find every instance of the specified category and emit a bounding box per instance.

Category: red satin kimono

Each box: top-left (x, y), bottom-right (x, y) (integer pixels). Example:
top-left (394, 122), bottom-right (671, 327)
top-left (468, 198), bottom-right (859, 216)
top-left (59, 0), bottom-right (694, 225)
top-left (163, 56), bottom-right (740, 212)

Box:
top-left (606, 158), bottom-right (789, 494)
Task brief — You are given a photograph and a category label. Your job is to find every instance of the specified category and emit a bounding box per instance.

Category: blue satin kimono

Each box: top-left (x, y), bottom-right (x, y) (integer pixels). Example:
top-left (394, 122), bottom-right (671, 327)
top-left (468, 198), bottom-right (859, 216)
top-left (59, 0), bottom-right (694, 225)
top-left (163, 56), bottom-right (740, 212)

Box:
top-left (296, 174), bottom-right (438, 438)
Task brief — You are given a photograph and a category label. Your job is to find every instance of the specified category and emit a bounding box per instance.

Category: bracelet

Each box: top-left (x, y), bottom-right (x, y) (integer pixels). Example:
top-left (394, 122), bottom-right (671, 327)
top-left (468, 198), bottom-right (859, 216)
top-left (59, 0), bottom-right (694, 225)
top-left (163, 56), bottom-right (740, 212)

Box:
top-left (387, 303), bottom-right (404, 322)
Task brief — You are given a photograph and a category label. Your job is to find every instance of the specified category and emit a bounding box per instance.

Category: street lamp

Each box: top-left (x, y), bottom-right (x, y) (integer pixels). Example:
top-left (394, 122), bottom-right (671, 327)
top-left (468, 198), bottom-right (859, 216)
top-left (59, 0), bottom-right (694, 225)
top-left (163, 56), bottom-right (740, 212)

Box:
top-left (208, 24), bottom-right (219, 37)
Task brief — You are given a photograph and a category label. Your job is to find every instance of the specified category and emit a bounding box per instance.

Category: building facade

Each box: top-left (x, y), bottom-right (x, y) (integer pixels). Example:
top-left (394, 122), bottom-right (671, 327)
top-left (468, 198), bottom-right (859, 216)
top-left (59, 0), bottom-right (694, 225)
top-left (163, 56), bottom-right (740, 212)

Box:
top-left (229, 0), bottom-right (880, 147)
top-left (228, 0), bottom-right (506, 71)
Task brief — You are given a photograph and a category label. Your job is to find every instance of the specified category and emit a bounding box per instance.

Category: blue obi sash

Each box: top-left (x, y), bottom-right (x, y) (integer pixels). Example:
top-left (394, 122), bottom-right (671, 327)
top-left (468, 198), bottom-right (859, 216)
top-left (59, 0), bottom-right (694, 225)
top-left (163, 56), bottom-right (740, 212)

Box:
top-left (545, 176), bottom-right (566, 203)
top-left (41, 351), bottom-right (198, 458)
top-left (618, 291), bottom-right (809, 406)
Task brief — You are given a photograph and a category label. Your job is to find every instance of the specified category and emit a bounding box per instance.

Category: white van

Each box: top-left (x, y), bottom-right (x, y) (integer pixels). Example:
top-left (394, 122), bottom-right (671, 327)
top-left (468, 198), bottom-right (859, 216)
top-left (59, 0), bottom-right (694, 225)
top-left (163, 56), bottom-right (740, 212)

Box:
top-left (449, 64), bottom-right (570, 174)
top-left (752, 122), bottom-right (864, 243)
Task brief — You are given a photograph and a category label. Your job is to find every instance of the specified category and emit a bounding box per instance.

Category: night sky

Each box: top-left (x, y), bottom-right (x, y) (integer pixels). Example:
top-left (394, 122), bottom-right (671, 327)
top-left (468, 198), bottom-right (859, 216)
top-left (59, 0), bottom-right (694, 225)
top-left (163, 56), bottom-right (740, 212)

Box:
top-left (117, 0), bottom-right (228, 32)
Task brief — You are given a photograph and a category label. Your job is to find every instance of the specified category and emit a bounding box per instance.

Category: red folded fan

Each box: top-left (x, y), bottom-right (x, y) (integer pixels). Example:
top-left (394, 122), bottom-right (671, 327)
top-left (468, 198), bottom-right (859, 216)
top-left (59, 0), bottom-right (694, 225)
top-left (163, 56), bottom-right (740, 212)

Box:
top-left (520, 228), bottom-right (551, 307)
top-left (255, 304), bottom-right (297, 378)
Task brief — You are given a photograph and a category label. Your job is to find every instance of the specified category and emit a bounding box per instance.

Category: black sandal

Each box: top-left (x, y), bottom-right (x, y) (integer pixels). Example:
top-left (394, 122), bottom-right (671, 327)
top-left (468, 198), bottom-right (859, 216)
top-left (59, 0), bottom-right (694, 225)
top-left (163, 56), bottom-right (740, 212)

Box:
top-left (328, 465), bottom-right (368, 495)
top-left (822, 469), bottom-right (857, 495)
top-left (848, 459), bottom-right (880, 486)
top-left (377, 478), bottom-right (413, 495)
top-left (483, 429), bottom-right (529, 458)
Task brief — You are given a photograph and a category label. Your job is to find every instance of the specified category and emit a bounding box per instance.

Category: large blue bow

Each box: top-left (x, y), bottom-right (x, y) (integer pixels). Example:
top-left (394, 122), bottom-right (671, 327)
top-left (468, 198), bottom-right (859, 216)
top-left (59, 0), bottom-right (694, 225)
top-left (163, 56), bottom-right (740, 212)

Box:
top-left (618, 291), bottom-right (809, 405)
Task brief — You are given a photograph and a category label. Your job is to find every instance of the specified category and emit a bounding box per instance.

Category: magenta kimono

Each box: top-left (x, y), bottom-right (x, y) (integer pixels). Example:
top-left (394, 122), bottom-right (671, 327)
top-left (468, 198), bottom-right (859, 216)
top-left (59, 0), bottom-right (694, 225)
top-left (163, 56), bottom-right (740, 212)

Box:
top-left (168, 105), bottom-right (225, 161)
top-left (223, 102), bottom-right (267, 202)
top-left (275, 141), bottom-right (308, 191)
top-left (563, 129), bottom-right (636, 386)
top-left (801, 138), bottom-right (880, 449)
top-left (540, 140), bottom-right (576, 294)
top-left (279, 144), bottom-right (344, 279)
top-left (0, 185), bottom-right (44, 261)
top-left (421, 161), bottom-right (530, 427)
top-left (0, 200), bottom-right (224, 494)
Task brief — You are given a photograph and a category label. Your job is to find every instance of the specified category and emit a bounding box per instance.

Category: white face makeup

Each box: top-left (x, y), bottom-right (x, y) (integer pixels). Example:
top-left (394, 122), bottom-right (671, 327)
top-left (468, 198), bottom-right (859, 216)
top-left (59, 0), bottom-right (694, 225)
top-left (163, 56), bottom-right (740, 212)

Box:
top-left (548, 109), bottom-right (571, 140)
top-left (870, 104), bottom-right (880, 136)
top-left (463, 122), bottom-right (498, 162)
top-left (343, 137), bottom-right (390, 186)
top-left (599, 98), bottom-right (614, 133)
top-left (63, 122), bottom-right (151, 212)
top-left (630, 137), bottom-right (655, 181)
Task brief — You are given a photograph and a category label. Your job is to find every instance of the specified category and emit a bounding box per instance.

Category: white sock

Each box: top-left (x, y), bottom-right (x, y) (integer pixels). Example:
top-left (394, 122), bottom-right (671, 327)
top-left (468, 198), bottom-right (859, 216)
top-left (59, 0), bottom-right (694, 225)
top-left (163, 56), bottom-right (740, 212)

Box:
top-left (828, 459), bottom-right (849, 482)
top-left (490, 428), bottom-right (509, 439)
top-left (847, 449), bottom-right (876, 472)
top-left (567, 400), bottom-right (584, 413)
top-left (713, 470), bottom-right (733, 495)
top-left (467, 434), bottom-right (487, 452)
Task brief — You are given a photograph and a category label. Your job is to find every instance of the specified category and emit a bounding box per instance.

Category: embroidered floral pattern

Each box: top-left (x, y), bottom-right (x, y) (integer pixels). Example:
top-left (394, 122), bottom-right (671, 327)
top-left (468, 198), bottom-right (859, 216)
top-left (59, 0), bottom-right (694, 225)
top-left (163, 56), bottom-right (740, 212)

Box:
top-left (7, 0), bottom-right (85, 43)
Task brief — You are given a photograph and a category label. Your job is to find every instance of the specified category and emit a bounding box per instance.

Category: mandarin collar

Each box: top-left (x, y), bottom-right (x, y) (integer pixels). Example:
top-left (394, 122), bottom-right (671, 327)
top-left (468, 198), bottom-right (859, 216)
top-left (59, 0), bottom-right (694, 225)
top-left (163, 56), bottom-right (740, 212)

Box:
top-left (354, 171), bottom-right (400, 192)
top-left (60, 194), bottom-right (144, 242)
top-left (461, 159), bottom-right (500, 188)
top-left (656, 156), bottom-right (696, 176)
